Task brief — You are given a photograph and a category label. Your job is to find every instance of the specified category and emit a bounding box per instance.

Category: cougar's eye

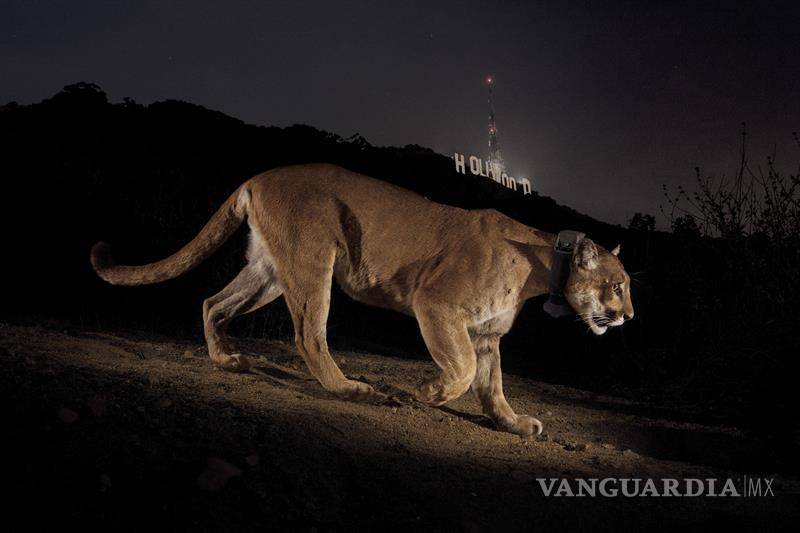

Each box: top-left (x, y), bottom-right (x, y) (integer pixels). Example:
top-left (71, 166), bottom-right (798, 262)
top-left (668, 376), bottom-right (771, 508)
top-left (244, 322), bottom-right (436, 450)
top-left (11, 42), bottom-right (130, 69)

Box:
top-left (612, 283), bottom-right (622, 295)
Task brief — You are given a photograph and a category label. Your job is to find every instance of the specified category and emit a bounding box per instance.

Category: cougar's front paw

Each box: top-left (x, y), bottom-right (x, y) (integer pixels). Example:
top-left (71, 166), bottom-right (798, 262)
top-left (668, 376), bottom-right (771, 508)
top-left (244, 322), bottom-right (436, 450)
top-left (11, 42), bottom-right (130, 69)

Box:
top-left (498, 414), bottom-right (543, 437)
top-left (413, 379), bottom-right (448, 406)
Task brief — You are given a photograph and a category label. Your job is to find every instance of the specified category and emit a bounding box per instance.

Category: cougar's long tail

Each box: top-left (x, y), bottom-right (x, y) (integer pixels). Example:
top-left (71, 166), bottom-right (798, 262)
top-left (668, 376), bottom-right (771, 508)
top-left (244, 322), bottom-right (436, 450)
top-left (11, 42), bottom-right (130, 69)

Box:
top-left (90, 186), bottom-right (250, 286)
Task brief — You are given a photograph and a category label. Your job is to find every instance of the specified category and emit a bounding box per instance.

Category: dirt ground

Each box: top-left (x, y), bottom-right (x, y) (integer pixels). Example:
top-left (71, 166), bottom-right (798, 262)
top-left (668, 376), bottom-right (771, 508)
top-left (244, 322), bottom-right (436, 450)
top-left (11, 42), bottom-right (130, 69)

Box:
top-left (2, 322), bottom-right (798, 531)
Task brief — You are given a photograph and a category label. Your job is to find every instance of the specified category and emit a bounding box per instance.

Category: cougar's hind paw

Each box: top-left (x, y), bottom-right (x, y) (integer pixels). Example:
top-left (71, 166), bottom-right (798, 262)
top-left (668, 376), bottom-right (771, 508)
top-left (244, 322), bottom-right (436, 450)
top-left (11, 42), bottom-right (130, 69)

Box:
top-left (215, 353), bottom-right (251, 373)
top-left (334, 379), bottom-right (376, 402)
top-left (498, 414), bottom-right (543, 437)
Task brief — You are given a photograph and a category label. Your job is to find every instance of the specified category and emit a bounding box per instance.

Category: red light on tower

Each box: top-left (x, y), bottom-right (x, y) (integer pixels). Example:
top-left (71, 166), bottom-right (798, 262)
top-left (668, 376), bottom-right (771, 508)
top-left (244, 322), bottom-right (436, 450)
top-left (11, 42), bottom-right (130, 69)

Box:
top-left (486, 75), bottom-right (494, 85)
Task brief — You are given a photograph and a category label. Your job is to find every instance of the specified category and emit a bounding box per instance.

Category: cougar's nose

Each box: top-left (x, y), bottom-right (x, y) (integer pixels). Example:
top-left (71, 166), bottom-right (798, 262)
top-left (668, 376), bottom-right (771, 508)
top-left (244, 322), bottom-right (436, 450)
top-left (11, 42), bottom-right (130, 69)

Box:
top-left (624, 311), bottom-right (634, 321)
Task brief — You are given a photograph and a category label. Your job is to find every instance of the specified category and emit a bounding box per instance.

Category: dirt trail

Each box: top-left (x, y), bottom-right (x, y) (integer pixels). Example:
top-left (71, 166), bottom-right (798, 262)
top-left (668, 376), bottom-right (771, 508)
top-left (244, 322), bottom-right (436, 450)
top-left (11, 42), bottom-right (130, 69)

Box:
top-left (2, 323), bottom-right (798, 530)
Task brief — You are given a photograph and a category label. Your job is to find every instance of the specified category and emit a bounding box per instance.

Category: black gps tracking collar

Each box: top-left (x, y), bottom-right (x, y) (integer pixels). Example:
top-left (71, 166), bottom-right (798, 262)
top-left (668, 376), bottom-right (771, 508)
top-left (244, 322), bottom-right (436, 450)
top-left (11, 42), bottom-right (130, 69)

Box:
top-left (542, 230), bottom-right (585, 318)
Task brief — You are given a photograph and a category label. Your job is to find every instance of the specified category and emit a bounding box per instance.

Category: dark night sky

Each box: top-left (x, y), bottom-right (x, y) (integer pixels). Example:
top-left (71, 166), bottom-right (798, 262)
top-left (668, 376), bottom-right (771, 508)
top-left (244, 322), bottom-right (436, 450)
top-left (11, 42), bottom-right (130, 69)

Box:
top-left (2, 0), bottom-right (798, 225)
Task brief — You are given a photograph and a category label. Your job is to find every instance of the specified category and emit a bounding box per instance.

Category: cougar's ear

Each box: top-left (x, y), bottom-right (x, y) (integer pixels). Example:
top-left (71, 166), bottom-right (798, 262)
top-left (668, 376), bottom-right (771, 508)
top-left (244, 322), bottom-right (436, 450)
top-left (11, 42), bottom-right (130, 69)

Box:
top-left (611, 244), bottom-right (621, 256)
top-left (573, 239), bottom-right (599, 270)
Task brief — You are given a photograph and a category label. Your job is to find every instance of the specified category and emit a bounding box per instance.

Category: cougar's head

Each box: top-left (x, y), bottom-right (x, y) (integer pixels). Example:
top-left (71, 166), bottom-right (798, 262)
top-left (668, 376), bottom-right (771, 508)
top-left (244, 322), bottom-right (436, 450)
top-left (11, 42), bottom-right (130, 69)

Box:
top-left (564, 239), bottom-right (634, 335)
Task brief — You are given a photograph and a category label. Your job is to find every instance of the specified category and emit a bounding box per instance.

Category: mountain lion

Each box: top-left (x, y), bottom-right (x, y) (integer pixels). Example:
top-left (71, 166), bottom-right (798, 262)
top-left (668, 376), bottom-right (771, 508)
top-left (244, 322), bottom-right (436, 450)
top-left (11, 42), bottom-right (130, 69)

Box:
top-left (91, 164), bottom-right (633, 436)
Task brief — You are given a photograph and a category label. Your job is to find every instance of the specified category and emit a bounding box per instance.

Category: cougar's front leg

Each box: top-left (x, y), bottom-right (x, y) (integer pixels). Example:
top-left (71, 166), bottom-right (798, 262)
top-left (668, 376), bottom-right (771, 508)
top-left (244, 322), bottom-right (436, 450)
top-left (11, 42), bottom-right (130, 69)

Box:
top-left (471, 335), bottom-right (542, 436)
top-left (413, 301), bottom-right (477, 406)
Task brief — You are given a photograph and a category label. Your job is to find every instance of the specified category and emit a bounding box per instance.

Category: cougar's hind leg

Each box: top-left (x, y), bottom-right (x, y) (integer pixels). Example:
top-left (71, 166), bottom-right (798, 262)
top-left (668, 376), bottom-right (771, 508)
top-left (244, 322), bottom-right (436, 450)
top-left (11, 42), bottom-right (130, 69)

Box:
top-left (203, 250), bottom-right (283, 372)
top-left (470, 335), bottom-right (542, 436)
top-left (280, 246), bottom-right (374, 401)
top-left (412, 299), bottom-right (477, 406)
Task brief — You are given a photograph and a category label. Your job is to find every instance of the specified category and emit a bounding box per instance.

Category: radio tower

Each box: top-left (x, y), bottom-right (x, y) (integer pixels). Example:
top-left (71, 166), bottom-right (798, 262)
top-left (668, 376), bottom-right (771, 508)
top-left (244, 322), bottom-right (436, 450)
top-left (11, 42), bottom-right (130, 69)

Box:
top-left (485, 74), bottom-right (505, 178)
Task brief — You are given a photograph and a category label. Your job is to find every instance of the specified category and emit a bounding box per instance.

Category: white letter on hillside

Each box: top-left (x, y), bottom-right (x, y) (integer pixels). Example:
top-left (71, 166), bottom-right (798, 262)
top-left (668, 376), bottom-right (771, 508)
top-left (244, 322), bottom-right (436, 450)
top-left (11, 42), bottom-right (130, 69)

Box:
top-left (453, 153), bottom-right (465, 174)
top-left (469, 155), bottom-right (481, 175)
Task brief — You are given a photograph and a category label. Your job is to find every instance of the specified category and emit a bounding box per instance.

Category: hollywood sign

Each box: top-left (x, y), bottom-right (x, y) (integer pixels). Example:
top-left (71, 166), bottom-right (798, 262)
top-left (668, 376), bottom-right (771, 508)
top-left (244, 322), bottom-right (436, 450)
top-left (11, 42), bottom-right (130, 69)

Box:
top-left (453, 153), bottom-right (531, 195)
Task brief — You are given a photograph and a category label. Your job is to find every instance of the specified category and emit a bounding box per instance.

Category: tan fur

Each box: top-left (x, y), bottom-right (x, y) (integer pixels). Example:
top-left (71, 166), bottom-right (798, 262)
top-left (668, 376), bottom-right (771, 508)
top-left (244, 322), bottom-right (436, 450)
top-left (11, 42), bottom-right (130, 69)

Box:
top-left (91, 164), bottom-right (633, 435)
